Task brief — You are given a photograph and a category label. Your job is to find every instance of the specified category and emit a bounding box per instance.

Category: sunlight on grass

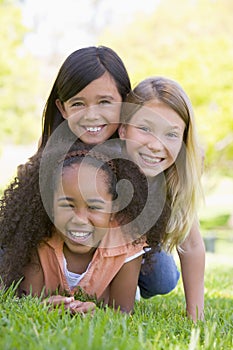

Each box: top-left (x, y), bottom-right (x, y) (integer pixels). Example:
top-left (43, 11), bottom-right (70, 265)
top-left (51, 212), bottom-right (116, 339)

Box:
top-left (0, 257), bottom-right (232, 350)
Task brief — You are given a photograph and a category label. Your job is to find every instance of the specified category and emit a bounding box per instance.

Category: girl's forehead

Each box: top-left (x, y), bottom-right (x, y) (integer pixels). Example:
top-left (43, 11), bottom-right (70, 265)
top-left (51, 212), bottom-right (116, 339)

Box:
top-left (57, 162), bottom-right (109, 193)
top-left (75, 72), bottom-right (121, 99)
top-left (54, 163), bottom-right (113, 206)
top-left (143, 99), bottom-right (173, 112)
top-left (61, 162), bottom-right (104, 179)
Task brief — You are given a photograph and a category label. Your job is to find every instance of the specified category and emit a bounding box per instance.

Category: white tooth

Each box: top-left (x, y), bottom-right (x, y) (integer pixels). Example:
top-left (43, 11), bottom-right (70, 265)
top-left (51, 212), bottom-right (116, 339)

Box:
top-left (70, 231), bottom-right (90, 238)
top-left (86, 126), bottom-right (101, 132)
top-left (141, 154), bottom-right (161, 163)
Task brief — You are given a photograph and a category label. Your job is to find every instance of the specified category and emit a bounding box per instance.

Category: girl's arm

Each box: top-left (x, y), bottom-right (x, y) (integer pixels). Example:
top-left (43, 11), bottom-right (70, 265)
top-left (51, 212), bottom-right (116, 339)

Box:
top-left (21, 254), bottom-right (96, 314)
top-left (177, 220), bottom-right (205, 321)
top-left (19, 251), bottom-right (45, 296)
top-left (108, 255), bottom-right (143, 313)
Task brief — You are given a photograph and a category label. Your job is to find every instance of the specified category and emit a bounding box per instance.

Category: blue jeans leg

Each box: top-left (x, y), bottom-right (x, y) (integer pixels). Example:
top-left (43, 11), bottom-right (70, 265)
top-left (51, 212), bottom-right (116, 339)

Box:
top-left (138, 250), bottom-right (180, 299)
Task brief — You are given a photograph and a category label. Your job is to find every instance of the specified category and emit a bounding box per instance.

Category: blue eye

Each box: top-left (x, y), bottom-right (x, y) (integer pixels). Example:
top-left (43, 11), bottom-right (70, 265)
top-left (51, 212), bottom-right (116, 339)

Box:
top-left (137, 126), bottom-right (150, 132)
top-left (167, 132), bottom-right (179, 138)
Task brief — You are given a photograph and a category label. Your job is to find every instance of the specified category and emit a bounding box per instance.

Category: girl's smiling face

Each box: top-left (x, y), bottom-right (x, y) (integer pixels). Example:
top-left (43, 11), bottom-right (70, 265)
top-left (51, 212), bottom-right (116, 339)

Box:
top-left (119, 101), bottom-right (186, 178)
top-left (56, 72), bottom-right (122, 144)
top-left (53, 162), bottom-right (113, 256)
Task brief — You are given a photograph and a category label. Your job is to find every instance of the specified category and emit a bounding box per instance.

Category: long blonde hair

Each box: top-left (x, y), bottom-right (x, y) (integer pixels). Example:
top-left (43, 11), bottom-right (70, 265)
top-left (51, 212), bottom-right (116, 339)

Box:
top-left (122, 76), bottom-right (204, 251)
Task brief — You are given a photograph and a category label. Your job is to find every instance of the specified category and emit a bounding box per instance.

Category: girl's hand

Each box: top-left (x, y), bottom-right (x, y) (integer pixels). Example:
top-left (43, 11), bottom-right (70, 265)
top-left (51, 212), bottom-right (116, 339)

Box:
top-left (44, 295), bottom-right (96, 315)
top-left (44, 295), bottom-right (75, 309)
top-left (69, 300), bottom-right (96, 315)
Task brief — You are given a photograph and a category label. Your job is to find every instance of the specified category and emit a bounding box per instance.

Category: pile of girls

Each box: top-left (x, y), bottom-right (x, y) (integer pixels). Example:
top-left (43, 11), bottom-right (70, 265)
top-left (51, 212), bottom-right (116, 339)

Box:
top-left (0, 46), bottom-right (205, 321)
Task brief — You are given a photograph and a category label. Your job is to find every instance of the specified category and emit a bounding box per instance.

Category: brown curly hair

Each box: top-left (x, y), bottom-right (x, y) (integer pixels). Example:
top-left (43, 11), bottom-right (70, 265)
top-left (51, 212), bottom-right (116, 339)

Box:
top-left (0, 150), bottom-right (52, 287)
top-left (0, 140), bottom-right (170, 289)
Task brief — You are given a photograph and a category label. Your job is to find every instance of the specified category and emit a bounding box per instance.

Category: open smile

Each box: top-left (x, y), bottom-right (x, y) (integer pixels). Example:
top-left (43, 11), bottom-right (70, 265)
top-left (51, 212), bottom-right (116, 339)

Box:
top-left (139, 153), bottom-right (165, 166)
top-left (83, 125), bottom-right (106, 134)
top-left (67, 230), bottom-right (93, 243)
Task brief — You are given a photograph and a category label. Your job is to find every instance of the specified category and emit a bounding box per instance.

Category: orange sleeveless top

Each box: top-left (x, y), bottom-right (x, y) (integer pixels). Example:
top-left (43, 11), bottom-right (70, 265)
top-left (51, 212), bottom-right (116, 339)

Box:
top-left (19, 228), bottom-right (146, 302)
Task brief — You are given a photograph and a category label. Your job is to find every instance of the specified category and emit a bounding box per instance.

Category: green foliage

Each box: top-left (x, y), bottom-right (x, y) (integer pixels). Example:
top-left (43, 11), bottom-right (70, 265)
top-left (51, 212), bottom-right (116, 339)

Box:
top-left (100, 0), bottom-right (233, 176)
top-left (0, 0), bottom-right (42, 147)
top-left (0, 264), bottom-right (232, 349)
top-left (200, 214), bottom-right (230, 230)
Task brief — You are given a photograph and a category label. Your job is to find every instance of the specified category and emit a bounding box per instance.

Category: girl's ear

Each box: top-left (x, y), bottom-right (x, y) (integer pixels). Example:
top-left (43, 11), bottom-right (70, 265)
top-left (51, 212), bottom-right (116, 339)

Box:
top-left (55, 99), bottom-right (68, 119)
top-left (118, 124), bottom-right (127, 140)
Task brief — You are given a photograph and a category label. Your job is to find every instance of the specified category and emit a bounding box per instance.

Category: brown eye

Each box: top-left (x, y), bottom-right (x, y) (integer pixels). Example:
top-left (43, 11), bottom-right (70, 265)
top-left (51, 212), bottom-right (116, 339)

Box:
top-left (100, 99), bottom-right (113, 106)
top-left (72, 101), bottom-right (85, 107)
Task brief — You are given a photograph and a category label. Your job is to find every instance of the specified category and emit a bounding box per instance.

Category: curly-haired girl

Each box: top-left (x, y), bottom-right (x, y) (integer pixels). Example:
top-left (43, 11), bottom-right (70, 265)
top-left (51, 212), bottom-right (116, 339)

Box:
top-left (0, 140), bottom-right (168, 314)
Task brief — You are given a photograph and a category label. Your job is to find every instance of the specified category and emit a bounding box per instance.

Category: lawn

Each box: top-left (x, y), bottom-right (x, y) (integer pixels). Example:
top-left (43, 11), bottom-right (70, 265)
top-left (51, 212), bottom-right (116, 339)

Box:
top-left (0, 252), bottom-right (232, 350)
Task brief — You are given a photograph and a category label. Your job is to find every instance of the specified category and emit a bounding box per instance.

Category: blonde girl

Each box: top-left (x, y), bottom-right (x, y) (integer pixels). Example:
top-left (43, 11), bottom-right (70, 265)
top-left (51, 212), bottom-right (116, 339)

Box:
top-left (119, 76), bottom-right (205, 321)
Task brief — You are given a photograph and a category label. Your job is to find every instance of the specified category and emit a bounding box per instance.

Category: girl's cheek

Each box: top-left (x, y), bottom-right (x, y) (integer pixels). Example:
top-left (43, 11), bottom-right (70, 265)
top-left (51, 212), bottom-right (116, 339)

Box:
top-left (130, 129), bottom-right (143, 141)
top-left (169, 144), bottom-right (182, 161)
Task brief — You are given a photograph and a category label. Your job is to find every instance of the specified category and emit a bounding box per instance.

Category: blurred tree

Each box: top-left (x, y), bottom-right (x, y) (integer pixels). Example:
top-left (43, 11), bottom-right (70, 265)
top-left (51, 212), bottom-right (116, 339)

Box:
top-left (0, 0), bottom-right (42, 148)
top-left (99, 0), bottom-right (233, 176)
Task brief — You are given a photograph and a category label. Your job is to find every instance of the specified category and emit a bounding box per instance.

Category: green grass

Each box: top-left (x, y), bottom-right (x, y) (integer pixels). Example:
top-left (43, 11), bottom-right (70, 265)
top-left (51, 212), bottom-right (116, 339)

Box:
top-left (0, 258), bottom-right (232, 350)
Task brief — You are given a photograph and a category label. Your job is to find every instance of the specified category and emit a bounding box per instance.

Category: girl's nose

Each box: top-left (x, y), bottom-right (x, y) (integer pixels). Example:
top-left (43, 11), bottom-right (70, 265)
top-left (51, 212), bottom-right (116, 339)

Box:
top-left (70, 209), bottom-right (89, 225)
top-left (147, 135), bottom-right (163, 151)
top-left (83, 106), bottom-right (99, 121)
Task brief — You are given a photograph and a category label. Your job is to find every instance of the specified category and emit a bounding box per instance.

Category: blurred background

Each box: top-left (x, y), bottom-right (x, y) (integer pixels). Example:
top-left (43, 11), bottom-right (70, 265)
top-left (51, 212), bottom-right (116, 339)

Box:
top-left (0, 0), bottom-right (233, 257)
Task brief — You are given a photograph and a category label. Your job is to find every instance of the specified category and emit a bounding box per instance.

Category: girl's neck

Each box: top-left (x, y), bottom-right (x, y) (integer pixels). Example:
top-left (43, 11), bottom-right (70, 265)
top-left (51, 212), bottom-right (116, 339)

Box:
top-left (63, 244), bottom-right (96, 274)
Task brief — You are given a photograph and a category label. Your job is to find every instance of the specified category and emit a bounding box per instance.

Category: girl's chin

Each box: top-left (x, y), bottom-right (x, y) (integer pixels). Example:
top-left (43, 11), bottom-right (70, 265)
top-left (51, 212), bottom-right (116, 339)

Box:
top-left (137, 158), bottom-right (169, 177)
top-left (138, 165), bottom-right (164, 177)
top-left (66, 236), bottom-right (101, 250)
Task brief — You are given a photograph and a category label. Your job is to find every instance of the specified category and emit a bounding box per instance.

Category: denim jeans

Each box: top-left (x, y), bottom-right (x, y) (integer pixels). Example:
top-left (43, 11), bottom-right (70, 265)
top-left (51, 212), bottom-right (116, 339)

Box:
top-left (138, 250), bottom-right (180, 298)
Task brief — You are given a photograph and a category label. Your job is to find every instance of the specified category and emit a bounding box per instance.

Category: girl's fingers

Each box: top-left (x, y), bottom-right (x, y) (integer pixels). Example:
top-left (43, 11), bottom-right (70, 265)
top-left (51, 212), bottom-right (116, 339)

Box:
top-left (69, 301), bottom-right (96, 314)
top-left (42, 296), bottom-right (97, 315)
top-left (45, 295), bottom-right (75, 306)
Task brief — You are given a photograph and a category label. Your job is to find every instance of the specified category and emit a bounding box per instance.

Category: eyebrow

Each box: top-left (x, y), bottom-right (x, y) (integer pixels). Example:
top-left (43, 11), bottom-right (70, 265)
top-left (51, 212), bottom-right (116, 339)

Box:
top-left (57, 197), bottom-right (74, 202)
top-left (166, 125), bottom-right (183, 131)
top-left (57, 197), bottom-right (106, 204)
top-left (68, 95), bottom-right (115, 103)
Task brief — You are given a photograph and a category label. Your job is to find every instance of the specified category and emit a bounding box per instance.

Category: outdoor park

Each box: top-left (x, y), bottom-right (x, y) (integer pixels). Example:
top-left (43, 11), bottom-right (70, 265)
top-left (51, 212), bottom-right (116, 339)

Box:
top-left (0, 0), bottom-right (232, 349)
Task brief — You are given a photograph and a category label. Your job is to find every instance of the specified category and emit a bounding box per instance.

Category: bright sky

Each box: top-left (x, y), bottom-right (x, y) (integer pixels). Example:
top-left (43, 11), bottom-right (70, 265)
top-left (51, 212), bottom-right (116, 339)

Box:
top-left (21, 0), bottom-right (159, 58)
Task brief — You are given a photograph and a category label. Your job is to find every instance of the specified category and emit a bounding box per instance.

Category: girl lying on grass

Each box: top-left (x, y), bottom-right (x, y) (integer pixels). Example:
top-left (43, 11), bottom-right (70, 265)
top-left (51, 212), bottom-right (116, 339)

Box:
top-left (0, 141), bottom-right (168, 314)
